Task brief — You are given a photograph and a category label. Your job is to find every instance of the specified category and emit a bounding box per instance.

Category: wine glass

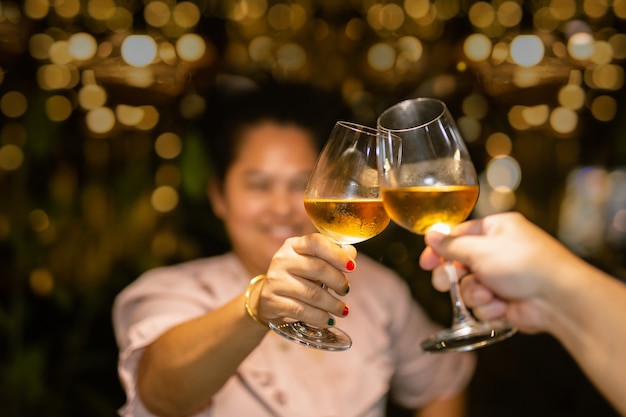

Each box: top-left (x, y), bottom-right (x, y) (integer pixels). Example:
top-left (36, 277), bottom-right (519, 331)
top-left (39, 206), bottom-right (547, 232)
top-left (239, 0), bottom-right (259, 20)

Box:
top-left (269, 121), bottom-right (393, 351)
top-left (377, 97), bottom-right (517, 352)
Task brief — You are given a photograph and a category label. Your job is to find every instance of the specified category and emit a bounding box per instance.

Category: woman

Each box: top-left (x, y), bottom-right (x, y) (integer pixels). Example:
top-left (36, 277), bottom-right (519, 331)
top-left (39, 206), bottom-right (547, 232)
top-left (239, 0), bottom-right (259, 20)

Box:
top-left (112, 82), bottom-right (475, 417)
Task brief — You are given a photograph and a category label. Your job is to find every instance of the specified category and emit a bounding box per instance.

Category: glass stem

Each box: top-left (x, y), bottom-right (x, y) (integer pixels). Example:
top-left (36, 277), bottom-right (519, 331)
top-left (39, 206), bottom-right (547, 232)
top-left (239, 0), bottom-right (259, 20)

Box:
top-left (444, 261), bottom-right (475, 327)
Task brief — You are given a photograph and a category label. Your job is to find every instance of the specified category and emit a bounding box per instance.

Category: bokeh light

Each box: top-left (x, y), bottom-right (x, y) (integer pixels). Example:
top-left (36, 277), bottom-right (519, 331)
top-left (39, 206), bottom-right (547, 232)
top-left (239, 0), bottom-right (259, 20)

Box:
top-left (121, 35), bottom-right (157, 67)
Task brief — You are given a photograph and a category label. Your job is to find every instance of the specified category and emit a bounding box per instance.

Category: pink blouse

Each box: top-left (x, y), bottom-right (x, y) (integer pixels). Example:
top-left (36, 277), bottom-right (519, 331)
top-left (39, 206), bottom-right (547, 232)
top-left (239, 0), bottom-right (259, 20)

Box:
top-left (113, 252), bottom-right (475, 417)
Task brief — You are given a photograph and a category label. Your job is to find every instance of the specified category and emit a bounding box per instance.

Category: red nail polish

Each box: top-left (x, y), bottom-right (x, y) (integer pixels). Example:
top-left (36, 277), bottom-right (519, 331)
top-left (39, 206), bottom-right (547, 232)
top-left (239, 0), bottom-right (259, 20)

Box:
top-left (342, 305), bottom-right (350, 316)
top-left (346, 260), bottom-right (355, 271)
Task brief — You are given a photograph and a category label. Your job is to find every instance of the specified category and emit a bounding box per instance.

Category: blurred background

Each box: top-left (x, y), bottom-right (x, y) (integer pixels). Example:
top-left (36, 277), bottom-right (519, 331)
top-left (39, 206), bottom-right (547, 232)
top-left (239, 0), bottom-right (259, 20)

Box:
top-left (1, 0), bottom-right (625, 416)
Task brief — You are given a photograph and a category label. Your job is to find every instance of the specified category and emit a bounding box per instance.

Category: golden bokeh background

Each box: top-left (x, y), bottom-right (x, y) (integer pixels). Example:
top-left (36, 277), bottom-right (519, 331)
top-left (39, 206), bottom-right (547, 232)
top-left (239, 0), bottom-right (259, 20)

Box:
top-left (1, 1), bottom-right (625, 416)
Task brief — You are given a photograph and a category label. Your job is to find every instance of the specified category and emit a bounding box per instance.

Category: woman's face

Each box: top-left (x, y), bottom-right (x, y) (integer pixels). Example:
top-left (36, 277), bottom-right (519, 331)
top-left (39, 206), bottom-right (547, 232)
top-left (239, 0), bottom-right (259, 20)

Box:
top-left (209, 121), bottom-right (319, 275)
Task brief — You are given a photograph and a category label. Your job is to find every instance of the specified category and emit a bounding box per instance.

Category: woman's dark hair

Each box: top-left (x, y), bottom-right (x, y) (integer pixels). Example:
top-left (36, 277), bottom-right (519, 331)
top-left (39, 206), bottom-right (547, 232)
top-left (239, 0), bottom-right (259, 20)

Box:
top-left (201, 80), bottom-right (351, 184)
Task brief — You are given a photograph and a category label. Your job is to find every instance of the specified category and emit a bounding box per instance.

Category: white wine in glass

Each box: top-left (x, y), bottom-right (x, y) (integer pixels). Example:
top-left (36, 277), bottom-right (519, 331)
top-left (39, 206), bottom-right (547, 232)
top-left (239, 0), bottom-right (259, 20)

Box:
top-left (377, 97), bottom-right (517, 353)
top-left (269, 121), bottom-right (393, 351)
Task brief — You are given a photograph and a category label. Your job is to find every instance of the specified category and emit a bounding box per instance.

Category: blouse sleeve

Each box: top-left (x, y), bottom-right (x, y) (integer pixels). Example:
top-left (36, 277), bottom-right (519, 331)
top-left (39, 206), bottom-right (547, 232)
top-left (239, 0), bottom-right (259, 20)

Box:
top-left (112, 262), bottom-right (221, 417)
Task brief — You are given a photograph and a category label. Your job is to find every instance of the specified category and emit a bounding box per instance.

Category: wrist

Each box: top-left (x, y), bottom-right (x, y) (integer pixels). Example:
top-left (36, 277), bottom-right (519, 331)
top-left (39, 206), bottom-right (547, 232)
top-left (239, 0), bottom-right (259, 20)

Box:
top-left (245, 274), bottom-right (270, 329)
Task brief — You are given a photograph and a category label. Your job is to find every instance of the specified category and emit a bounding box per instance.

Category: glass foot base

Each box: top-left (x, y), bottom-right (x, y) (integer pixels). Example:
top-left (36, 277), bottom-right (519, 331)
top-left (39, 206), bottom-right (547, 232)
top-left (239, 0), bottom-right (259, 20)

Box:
top-left (421, 319), bottom-right (517, 353)
top-left (269, 320), bottom-right (352, 351)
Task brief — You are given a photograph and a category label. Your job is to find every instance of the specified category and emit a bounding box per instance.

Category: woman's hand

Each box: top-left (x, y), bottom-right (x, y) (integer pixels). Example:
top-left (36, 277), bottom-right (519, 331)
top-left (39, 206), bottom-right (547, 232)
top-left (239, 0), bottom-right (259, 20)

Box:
top-left (254, 233), bottom-right (356, 328)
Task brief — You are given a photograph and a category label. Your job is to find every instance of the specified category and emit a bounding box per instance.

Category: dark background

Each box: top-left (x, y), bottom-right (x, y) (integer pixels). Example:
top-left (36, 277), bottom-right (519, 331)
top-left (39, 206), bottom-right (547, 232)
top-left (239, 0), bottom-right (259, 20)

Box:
top-left (1, 1), bottom-right (625, 416)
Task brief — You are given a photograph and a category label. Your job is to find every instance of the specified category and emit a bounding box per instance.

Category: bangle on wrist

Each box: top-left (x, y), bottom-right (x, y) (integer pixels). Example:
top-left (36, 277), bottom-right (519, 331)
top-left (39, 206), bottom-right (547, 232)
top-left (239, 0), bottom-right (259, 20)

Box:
top-left (245, 274), bottom-right (269, 329)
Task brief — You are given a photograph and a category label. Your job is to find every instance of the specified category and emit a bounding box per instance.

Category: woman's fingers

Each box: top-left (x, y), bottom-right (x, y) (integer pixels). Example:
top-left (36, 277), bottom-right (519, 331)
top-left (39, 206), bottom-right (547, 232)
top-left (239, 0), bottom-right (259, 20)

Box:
top-left (259, 234), bottom-right (355, 327)
top-left (261, 274), bottom-right (348, 328)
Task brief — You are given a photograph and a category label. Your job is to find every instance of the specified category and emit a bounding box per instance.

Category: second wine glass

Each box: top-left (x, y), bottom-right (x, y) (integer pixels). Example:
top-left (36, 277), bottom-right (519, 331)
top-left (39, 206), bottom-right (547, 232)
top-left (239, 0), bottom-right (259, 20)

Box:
top-left (269, 121), bottom-right (392, 351)
top-left (377, 97), bottom-right (517, 352)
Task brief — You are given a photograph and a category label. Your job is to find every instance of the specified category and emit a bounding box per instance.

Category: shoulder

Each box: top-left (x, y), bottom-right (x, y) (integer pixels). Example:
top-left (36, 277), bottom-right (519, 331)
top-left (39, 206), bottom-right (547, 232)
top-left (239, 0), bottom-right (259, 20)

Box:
top-left (114, 253), bottom-right (243, 305)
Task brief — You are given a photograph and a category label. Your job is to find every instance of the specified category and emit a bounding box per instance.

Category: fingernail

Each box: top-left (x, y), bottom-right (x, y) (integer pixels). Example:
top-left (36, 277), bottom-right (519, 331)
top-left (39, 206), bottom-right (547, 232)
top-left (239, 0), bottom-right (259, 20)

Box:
top-left (342, 305), bottom-right (349, 316)
top-left (346, 260), bottom-right (355, 271)
top-left (327, 317), bottom-right (335, 326)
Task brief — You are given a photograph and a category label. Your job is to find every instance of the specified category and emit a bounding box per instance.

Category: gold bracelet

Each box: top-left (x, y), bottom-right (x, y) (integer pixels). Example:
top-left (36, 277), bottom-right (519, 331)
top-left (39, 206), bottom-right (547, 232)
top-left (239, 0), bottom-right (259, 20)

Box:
top-left (245, 274), bottom-right (269, 329)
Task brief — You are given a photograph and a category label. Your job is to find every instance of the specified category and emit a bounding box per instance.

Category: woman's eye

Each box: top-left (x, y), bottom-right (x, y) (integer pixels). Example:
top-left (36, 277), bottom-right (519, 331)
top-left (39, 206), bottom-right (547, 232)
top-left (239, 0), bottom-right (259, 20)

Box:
top-left (247, 182), bottom-right (270, 191)
top-left (292, 180), bottom-right (308, 192)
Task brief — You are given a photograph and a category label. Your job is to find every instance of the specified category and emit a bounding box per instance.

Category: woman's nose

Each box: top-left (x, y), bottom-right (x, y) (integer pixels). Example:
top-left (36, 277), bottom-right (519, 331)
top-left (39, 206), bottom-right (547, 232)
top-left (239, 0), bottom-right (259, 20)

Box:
top-left (269, 189), bottom-right (297, 215)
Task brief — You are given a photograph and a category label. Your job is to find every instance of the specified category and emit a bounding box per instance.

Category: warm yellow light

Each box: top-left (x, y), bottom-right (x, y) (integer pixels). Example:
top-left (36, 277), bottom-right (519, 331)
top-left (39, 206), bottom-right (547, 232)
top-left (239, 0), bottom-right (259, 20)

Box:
top-left (590, 95), bottom-right (617, 122)
top-left (463, 33), bottom-right (492, 62)
top-left (276, 43), bottom-right (306, 71)
top-left (125, 67), bottom-right (155, 88)
top-left (121, 35), bottom-right (157, 67)
top-left (107, 7), bottom-right (133, 32)
top-left (88, 0), bottom-right (116, 20)
top-left (591, 64), bottom-right (624, 90)
top-left (86, 107), bottom-right (116, 135)
top-left (462, 94), bottom-right (488, 119)
top-left (37, 64), bottom-right (72, 90)
top-left (45, 95), bottom-right (73, 122)
top-left (24, 0), bottom-right (50, 20)
top-left (268, 3), bottom-right (292, 30)
top-left (176, 33), bottom-right (206, 62)
top-left (30, 268), bottom-right (54, 297)
top-left (136, 106), bottom-right (160, 131)
top-left (583, 0), bottom-right (608, 18)
top-left (609, 33), bottom-right (626, 60)
top-left (1, 91), bottom-right (28, 118)
top-left (116, 105), bottom-right (144, 126)
top-left (497, 1), bottom-right (523, 27)
top-left (488, 188), bottom-right (516, 211)
top-left (508, 105), bottom-right (530, 130)
top-left (522, 105), bottom-right (549, 126)
top-left (151, 185), bottom-right (179, 213)
top-left (510, 35), bottom-right (544, 67)
top-left (29, 33), bottom-right (54, 60)
top-left (173, 1), bottom-right (201, 29)
top-left (405, 0), bottom-right (430, 19)
top-left (368, 43), bottom-right (395, 71)
top-left (54, 0), bottom-right (80, 19)
top-left (380, 4), bottom-right (405, 30)
top-left (398, 36), bottom-right (423, 62)
top-left (457, 116), bottom-right (481, 142)
top-left (159, 42), bottom-right (178, 64)
top-left (0, 144), bottom-right (24, 171)
top-left (144, 1), bottom-right (170, 27)
top-left (486, 155), bottom-right (522, 191)
top-left (468, 2), bottom-right (495, 28)
top-left (49, 41), bottom-right (73, 65)
top-left (179, 92), bottom-right (206, 119)
top-left (551, 0), bottom-right (577, 20)
top-left (485, 132), bottom-right (512, 157)
top-left (249, 36), bottom-right (274, 62)
top-left (68, 32), bottom-right (97, 61)
top-left (558, 84), bottom-right (585, 110)
top-left (534, 7), bottom-right (559, 31)
top-left (78, 84), bottom-right (107, 110)
top-left (549, 107), bottom-right (578, 134)
top-left (155, 132), bottom-right (182, 159)
top-left (567, 32), bottom-right (595, 60)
